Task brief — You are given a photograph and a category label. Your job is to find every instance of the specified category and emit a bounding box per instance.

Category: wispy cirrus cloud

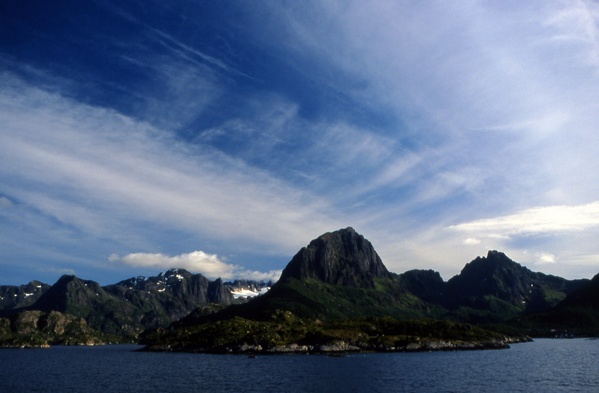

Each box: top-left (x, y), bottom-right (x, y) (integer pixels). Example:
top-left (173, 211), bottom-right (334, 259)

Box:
top-left (0, 72), bottom-right (340, 262)
top-left (3, 1), bottom-right (599, 284)
top-left (543, 0), bottom-right (599, 66)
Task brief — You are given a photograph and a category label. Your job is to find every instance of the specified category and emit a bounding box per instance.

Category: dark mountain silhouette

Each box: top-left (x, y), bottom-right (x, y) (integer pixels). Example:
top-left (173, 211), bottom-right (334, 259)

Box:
top-left (0, 281), bottom-right (50, 311)
top-left (278, 227), bottom-right (390, 288)
top-left (2, 228), bottom-right (597, 348)
top-left (398, 269), bottom-right (445, 304)
top-left (188, 227), bottom-right (425, 323)
top-left (2, 269), bottom-right (266, 339)
top-left (141, 228), bottom-right (530, 353)
top-left (442, 251), bottom-right (587, 322)
top-left (518, 273), bottom-right (599, 336)
top-left (558, 273), bottom-right (599, 310)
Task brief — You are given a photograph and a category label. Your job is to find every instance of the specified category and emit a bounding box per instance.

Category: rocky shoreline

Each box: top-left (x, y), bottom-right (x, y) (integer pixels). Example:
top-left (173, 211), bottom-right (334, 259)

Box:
top-left (144, 335), bottom-right (531, 355)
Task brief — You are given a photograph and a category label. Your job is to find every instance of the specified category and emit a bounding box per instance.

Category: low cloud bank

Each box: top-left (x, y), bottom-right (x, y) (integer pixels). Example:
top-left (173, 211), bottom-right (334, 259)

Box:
top-left (109, 251), bottom-right (281, 282)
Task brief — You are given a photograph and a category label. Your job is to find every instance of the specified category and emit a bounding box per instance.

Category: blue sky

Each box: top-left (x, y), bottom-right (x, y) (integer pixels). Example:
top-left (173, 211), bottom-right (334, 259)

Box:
top-left (2, 0), bottom-right (599, 285)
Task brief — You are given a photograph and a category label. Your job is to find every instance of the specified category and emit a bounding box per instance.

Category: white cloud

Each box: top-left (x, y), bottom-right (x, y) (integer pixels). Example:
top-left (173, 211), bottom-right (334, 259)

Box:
top-left (448, 202), bottom-right (599, 237)
top-left (534, 252), bottom-right (558, 265)
top-left (110, 251), bottom-right (281, 282)
top-left (463, 238), bottom-right (481, 245)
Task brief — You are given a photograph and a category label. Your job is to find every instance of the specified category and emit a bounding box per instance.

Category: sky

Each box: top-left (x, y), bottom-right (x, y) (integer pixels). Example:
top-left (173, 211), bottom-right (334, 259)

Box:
top-left (1, 0), bottom-right (599, 285)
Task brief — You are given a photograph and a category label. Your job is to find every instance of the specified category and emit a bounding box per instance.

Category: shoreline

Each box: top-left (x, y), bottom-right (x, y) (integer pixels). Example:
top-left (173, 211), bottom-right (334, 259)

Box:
top-left (142, 336), bottom-right (532, 355)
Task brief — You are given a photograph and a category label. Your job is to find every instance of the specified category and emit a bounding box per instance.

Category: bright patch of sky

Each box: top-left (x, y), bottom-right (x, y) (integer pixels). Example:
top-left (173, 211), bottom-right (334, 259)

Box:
top-left (1, 0), bottom-right (599, 284)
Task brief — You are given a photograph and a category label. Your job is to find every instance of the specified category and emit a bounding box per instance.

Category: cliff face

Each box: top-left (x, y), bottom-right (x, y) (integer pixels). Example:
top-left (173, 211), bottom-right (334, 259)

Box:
top-left (278, 227), bottom-right (390, 288)
top-left (207, 278), bottom-right (230, 304)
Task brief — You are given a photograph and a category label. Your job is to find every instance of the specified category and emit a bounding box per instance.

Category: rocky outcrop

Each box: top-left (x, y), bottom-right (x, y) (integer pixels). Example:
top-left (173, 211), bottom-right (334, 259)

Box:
top-left (0, 310), bottom-right (112, 348)
top-left (278, 227), bottom-right (389, 288)
top-left (207, 278), bottom-right (230, 304)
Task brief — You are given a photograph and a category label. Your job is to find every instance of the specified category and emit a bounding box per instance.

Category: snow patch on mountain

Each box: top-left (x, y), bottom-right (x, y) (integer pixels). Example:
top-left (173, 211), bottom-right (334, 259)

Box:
top-left (230, 286), bottom-right (270, 299)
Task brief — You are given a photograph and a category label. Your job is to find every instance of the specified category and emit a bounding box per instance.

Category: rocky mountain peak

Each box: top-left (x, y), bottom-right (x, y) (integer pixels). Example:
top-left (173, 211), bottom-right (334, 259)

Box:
top-left (444, 250), bottom-right (577, 315)
top-left (277, 227), bottom-right (389, 288)
top-left (161, 268), bottom-right (192, 280)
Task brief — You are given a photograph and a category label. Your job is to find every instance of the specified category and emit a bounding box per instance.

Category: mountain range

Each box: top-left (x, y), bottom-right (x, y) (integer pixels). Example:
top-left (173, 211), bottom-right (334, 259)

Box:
top-left (0, 269), bottom-right (270, 346)
top-left (140, 228), bottom-right (598, 353)
top-left (2, 227), bottom-right (598, 349)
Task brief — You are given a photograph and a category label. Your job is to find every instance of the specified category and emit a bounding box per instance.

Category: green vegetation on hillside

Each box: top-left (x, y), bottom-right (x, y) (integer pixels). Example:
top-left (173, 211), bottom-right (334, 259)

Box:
top-left (141, 310), bottom-right (518, 353)
top-left (173, 276), bottom-right (449, 333)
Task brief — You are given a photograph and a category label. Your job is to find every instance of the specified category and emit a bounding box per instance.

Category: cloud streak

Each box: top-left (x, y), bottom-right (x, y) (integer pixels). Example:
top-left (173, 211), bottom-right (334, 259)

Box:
top-left (0, 72), bottom-right (340, 261)
top-left (2, 1), bottom-right (599, 283)
top-left (449, 202), bottom-right (599, 238)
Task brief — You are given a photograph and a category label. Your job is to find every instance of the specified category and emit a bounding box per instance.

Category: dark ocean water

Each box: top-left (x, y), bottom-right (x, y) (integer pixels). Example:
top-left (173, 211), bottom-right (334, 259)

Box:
top-left (0, 338), bottom-right (597, 392)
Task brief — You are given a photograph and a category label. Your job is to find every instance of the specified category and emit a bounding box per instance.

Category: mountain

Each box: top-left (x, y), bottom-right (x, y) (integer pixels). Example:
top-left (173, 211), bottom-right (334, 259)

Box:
top-left (141, 228), bottom-right (528, 353)
top-left (0, 281), bottom-right (50, 311)
top-left (398, 269), bottom-right (445, 304)
top-left (3, 269), bottom-right (268, 339)
top-left (2, 228), bottom-right (596, 348)
top-left (193, 227), bottom-right (430, 323)
top-left (518, 273), bottom-right (599, 336)
top-left (278, 227), bottom-right (390, 288)
top-left (559, 273), bottom-right (599, 310)
top-left (32, 275), bottom-right (148, 337)
top-left (442, 250), bottom-right (587, 323)
top-left (227, 280), bottom-right (272, 300)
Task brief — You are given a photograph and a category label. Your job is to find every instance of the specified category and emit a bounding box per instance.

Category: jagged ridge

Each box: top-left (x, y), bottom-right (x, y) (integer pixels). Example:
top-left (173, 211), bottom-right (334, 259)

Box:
top-left (1, 269), bottom-right (269, 339)
top-left (141, 228), bottom-right (532, 353)
top-left (2, 227), bottom-right (597, 346)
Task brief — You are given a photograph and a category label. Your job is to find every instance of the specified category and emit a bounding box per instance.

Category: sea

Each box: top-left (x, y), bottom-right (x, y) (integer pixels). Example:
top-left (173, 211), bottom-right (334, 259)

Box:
top-left (0, 338), bottom-right (597, 392)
